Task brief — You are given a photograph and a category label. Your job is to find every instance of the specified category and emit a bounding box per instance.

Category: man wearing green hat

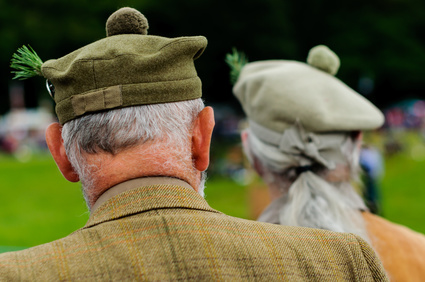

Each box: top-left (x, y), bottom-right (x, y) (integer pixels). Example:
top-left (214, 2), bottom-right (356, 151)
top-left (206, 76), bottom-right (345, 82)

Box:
top-left (229, 45), bottom-right (425, 281)
top-left (0, 8), bottom-right (388, 280)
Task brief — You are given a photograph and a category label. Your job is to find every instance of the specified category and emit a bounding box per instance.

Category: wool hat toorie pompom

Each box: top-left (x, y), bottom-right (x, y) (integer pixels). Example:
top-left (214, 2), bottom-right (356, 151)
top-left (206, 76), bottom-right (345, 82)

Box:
top-left (10, 7), bottom-right (207, 124)
top-left (307, 45), bottom-right (340, 76)
top-left (106, 7), bottom-right (149, 36)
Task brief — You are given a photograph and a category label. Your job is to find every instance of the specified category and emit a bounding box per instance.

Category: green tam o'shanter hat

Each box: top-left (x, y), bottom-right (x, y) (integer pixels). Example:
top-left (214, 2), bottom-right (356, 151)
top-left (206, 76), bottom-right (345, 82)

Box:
top-left (11, 7), bottom-right (208, 124)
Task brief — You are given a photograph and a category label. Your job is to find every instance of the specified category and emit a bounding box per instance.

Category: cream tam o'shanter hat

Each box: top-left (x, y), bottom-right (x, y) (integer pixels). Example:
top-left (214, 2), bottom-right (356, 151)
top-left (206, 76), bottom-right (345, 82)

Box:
top-left (228, 46), bottom-right (384, 135)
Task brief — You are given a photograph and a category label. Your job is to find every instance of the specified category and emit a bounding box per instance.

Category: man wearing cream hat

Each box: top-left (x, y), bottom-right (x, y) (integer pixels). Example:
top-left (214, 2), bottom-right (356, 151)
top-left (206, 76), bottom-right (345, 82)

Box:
top-left (229, 45), bottom-right (425, 281)
top-left (0, 8), bottom-right (389, 280)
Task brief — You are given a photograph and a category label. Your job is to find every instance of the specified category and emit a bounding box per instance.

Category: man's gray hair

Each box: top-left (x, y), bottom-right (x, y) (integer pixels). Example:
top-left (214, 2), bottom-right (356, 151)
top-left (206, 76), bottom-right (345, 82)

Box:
top-left (246, 129), bottom-right (370, 241)
top-left (61, 98), bottom-right (205, 202)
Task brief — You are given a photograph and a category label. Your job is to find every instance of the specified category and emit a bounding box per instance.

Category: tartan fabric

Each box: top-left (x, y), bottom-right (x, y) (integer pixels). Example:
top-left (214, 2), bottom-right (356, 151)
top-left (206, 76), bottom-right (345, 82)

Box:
top-left (0, 183), bottom-right (388, 281)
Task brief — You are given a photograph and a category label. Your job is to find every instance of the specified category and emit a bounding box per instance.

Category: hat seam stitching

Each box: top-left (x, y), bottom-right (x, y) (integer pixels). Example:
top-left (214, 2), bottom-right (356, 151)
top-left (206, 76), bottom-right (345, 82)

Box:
top-left (92, 60), bottom-right (98, 89)
top-left (159, 37), bottom-right (204, 51)
top-left (42, 53), bottom-right (167, 69)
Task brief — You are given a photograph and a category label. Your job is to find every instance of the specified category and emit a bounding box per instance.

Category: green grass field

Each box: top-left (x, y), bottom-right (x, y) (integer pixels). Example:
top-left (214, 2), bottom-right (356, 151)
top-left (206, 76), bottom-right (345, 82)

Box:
top-left (0, 154), bottom-right (89, 252)
top-left (1, 133), bottom-right (424, 253)
top-left (0, 152), bottom-right (252, 253)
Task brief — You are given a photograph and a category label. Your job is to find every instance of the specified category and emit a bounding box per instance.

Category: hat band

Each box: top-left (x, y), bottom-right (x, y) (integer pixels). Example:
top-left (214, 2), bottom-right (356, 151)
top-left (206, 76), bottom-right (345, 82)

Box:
top-left (249, 119), bottom-right (283, 146)
top-left (72, 85), bottom-right (123, 117)
top-left (249, 120), bottom-right (351, 169)
top-left (55, 76), bottom-right (202, 124)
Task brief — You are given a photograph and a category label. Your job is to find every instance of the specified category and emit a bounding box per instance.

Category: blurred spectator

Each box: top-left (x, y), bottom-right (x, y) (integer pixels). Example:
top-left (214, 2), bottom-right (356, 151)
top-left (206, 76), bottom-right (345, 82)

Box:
top-left (0, 107), bottom-right (55, 159)
top-left (384, 99), bottom-right (425, 129)
top-left (360, 144), bottom-right (384, 214)
top-left (230, 44), bottom-right (425, 281)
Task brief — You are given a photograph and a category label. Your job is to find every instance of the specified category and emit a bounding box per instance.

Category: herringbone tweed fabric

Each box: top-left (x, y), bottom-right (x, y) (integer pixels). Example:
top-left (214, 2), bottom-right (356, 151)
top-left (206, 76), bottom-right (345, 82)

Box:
top-left (0, 184), bottom-right (388, 281)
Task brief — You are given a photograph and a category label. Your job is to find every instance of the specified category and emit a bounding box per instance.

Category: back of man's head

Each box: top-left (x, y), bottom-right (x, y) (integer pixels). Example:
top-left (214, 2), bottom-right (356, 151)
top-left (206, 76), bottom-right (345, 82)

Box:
top-left (62, 99), bottom-right (206, 206)
top-left (12, 7), bottom-right (213, 209)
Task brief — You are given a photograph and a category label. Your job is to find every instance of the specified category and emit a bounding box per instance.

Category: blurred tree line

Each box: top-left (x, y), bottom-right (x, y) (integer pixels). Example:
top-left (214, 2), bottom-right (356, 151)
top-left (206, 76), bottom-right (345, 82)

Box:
top-left (1, 0), bottom-right (424, 116)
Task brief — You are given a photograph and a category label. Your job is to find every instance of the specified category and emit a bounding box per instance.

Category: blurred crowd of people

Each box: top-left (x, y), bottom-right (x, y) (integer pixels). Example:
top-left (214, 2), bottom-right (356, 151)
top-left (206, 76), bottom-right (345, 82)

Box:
top-left (0, 108), bottom-right (54, 160)
top-left (0, 83), bottom-right (55, 160)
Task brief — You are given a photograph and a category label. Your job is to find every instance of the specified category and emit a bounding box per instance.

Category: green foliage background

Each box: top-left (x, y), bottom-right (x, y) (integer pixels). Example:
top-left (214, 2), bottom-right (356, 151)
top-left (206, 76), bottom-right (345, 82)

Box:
top-left (1, 0), bottom-right (425, 114)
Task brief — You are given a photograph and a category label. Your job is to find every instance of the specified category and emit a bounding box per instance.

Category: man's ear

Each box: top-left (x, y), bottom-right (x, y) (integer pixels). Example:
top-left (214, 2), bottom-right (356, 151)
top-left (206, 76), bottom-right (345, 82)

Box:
top-left (45, 123), bottom-right (80, 182)
top-left (192, 106), bottom-right (215, 172)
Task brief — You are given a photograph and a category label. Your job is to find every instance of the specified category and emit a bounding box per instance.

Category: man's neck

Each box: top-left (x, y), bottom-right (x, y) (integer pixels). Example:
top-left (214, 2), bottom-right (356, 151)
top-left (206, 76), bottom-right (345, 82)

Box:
top-left (82, 144), bottom-right (201, 208)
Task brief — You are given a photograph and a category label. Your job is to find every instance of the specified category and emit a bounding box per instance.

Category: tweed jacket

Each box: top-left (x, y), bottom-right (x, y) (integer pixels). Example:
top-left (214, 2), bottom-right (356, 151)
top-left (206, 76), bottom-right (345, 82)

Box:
top-left (0, 177), bottom-right (388, 281)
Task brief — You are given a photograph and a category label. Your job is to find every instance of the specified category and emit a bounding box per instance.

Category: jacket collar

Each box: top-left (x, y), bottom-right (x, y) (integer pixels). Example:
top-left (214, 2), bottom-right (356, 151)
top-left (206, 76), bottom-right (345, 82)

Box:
top-left (82, 177), bottom-right (221, 230)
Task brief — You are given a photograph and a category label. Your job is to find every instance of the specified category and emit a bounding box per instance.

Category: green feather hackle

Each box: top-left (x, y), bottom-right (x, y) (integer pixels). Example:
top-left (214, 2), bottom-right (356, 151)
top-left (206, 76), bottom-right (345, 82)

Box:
top-left (225, 47), bottom-right (248, 85)
top-left (10, 45), bottom-right (43, 80)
